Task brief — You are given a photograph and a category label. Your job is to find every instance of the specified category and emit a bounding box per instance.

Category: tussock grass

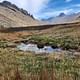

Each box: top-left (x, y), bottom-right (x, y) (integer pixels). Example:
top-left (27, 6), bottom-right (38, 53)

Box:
top-left (0, 48), bottom-right (80, 80)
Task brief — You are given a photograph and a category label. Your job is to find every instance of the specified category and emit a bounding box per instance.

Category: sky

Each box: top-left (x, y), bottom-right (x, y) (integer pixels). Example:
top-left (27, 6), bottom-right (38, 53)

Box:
top-left (0, 0), bottom-right (80, 19)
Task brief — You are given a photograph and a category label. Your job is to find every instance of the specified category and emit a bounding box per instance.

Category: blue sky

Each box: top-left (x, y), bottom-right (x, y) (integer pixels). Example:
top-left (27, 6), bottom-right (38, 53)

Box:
top-left (0, 0), bottom-right (80, 19)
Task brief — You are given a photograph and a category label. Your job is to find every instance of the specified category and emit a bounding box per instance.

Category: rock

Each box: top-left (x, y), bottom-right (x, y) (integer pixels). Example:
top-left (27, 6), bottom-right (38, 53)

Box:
top-left (74, 52), bottom-right (80, 56)
top-left (37, 44), bottom-right (44, 49)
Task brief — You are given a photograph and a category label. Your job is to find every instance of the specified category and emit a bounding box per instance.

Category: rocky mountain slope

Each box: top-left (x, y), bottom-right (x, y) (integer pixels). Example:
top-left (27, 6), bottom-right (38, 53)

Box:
top-left (0, 1), bottom-right (41, 28)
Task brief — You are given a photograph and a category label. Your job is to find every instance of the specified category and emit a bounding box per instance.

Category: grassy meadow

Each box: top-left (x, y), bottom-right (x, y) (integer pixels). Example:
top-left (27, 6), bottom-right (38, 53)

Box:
top-left (0, 47), bottom-right (79, 80)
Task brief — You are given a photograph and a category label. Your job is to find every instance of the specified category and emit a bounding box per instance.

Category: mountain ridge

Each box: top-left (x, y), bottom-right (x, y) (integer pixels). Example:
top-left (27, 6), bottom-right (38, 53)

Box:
top-left (0, 1), bottom-right (42, 28)
top-left (0, 1), bottom-right (34, 18)
top-left (0, 1), bottom-right (80, 28)
top-left (42, 12), bottom-right (80, 24)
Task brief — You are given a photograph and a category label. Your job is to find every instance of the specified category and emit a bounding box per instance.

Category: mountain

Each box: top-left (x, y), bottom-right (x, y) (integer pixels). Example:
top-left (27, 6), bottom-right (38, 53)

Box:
top-left (0, 1), bottom-right (41, 28)
top-left (41, 12), bottom-right (80, 24)
top-left (0, 1), bottom-right (80, 29)
top-left (58, 13), bottom-right (65, 17)
top-left (49, 13), bottom-right (80, 24)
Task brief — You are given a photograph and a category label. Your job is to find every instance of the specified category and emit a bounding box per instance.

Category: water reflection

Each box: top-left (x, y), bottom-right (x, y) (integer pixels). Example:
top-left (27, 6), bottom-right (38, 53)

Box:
top-left (17, 43), bottom-right (61, 54)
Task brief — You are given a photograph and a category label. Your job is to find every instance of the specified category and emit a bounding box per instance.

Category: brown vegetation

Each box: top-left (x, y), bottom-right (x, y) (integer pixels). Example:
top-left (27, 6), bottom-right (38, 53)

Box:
top-left (0, 48), bottom-right (79, 80)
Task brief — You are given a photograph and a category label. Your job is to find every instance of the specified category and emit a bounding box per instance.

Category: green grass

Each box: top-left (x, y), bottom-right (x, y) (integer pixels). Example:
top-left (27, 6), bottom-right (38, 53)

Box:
top-left (27, 35), bottom-right (80, 51)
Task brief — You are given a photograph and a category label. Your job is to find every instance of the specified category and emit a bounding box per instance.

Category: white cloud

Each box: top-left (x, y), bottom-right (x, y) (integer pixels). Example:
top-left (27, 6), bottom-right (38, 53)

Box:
top-left (38, 8), bottom-right (74, 19)
top-left (62, 9), bottom-right (73, 14)
top-left (75, 4), bottom-right (80, 7)
top-left (0, 0), bottom-right (49, 16)
top-left (65, 0), bottom-right (72, 2)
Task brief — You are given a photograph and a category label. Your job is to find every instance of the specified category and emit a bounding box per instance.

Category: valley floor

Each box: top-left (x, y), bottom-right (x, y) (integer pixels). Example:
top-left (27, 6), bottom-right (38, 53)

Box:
top-left (0, 22), bottom-right (80, 80)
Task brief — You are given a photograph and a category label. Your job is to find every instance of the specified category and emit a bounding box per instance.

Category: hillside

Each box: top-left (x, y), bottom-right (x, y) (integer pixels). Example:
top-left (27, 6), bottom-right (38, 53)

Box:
top-left (0, 22), bottom-right (80, 41)
top-left (0, 1), bottom-right (41, 28)
top-left (38, 22), bottom-right (80, 38)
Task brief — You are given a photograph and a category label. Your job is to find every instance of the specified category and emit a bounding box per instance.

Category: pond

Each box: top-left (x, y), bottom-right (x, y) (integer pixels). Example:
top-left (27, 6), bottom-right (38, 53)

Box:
top-left (17, 43), bottom-right (61, 54)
